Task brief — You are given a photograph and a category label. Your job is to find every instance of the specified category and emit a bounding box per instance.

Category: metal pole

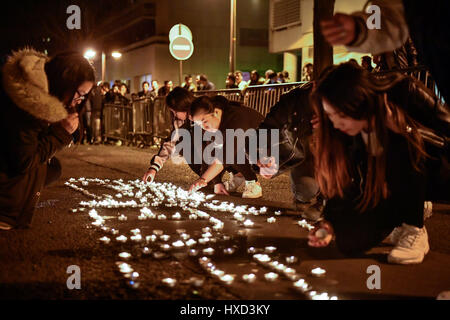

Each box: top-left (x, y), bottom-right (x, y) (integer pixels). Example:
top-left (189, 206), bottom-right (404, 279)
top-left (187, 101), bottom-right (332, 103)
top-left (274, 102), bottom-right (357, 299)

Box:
top-left (179, 60), bottom-right (183, 87)
top-left (229, 0), bottom-right (236, 73)
top-left (101, 51), bottom-right (106, 83)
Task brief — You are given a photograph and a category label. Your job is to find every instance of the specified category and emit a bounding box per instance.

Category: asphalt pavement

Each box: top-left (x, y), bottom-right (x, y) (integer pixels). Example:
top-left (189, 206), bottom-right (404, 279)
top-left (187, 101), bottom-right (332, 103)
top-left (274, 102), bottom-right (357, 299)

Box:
top-left (0, 144), bottom-right (449, 300)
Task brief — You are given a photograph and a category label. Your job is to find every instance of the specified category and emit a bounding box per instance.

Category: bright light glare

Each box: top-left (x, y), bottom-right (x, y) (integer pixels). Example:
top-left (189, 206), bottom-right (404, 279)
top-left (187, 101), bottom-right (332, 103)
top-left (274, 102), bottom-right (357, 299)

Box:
top-left (84, 49), bottom-right (96, 59)
top-left (112, 51), bottom-right (122, 59)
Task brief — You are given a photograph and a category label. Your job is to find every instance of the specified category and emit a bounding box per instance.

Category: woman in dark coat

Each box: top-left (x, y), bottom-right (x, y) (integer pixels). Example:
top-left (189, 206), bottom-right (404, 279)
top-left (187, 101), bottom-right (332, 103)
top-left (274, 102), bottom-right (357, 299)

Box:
top-left (0, 49), bottom-right (95, 230)
top-left (308, 63), bottom-right (449, 264)
top-left (189, 95), bottom-right (265, 198)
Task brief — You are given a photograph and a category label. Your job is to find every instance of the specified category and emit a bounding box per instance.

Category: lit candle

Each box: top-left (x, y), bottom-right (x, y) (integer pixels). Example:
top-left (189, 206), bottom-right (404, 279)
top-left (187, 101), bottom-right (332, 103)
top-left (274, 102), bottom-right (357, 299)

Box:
top-left (180, 233), bottom-right (190, 241)
top-left (162, 278), bottom-right (177, 288)
top-left (157, 214), bottom-right (167, 220)
top-left (172, 240), bottom-right (185, 248)
top-left (116, 235), bottom-right (127, 243)
top-left (118, 252), bottom-right (131, 260)
top-left (243, 219), bottom-right (254, 227)
top-left (220, 274), bottom-right (234, 285)
top-left (286, 256), bottom-right (298, 264)
top-left (274, 210), bottom-right (282, 216)
top-left (264, 272), bottom-right (279, 282)
top-left (203, 248), bottom-right (215, 255)
top-left (265, 246), bottom-right (277, 253)
top-left (267, 217), bottom-right (276, 223)
top-left (160, 235), bottom-right (171, 242)
top-left (118, 263), bottom-right (133, 274)
top-left (118, 214), bottom-right (127, 221)
top-left (160, 244), bottom-right (171, 251)
top-left (223, 247), bottom-right (235, 255)
top-left (146, 235), bottom-right (157, 243)
top-left (153, 230), bottom-right (163, 236)
top-left (311, 267), bottom-right (326, 277)
top-left (242, 273), bottom-right (256, 283)
top-left (130, 235), bottom-right (142, 243)
top-left (99, 236), bottom-right (110, 244)
top-left (248, 247), bottom-right (257, 254)
top-left (153, 251), bottom-right (167, 259)
top-left (185, 239), bottom-right (197, 247)
top-left (142, 247), bottom-right (151, 255)
top-left (189, 277), bottom-right (204, 287)
top-left (212, 269), bottom-right (225, 277)
top-left (253, 254), bottom-right (271, 263)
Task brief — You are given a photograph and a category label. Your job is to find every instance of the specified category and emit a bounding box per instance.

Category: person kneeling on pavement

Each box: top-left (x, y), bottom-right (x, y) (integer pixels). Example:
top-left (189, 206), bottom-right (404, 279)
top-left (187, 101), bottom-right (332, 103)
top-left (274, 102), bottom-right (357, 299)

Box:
top-left (308, 63), bottom-right (449, 264)
top-left (254, 82), bottom-right (324, 221)
top-left (188, 95), bottom-right (265, 198)
top-left (0, 49), bottom-right (95, 230)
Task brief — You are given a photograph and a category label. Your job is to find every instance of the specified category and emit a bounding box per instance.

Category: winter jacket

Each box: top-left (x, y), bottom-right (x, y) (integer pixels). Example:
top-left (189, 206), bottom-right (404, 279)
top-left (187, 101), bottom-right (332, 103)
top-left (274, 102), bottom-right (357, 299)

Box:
top-left (256, 82), bottom-right (315, 176)
top-left (0, 49), bottom-right (73, 228)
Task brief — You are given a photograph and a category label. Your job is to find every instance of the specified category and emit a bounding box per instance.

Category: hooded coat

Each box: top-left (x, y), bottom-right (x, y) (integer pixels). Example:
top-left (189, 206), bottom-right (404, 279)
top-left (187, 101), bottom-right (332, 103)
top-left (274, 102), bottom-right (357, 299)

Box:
top-left (0, 49), bottom-right (73, 228)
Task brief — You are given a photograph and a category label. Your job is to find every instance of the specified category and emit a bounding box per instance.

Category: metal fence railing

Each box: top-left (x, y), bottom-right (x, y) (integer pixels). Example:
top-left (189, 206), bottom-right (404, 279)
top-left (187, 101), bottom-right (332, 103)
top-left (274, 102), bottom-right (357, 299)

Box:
top-left (102, 66), bottom-right (444, 146)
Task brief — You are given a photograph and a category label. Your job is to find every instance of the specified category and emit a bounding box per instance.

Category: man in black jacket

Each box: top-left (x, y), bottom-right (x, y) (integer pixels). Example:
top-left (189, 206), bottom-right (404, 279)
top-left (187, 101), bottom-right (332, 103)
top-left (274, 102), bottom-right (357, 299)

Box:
top-left (255, 82), bottom-right (323, 220)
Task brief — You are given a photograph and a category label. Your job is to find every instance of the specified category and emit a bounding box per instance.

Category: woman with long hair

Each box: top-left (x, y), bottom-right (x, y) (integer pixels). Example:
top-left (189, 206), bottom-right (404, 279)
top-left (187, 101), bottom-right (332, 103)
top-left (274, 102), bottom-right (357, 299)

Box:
top-left (0, 49), bottom-right (95, 230)
top-left (308, 62), bottom-right (449, 264)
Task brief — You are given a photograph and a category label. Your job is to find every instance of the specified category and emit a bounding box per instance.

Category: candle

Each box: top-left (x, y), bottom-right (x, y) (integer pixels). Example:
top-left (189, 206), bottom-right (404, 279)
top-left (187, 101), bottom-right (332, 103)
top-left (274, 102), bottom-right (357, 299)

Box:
top-left (118, 214), bottom-right (127, 221)
top-left (286, 256), bottom-right (298, 264)
top-left (180, 233), bottom-right (190, 241)
top-left (264, 272), bottom-right (279, 282)
top-left (157, 214), bottom-right (167, 220)
top-left (247, 247), bottom-right (257, 254)
top-left (160, 235), bottom-right (171, 242)
top-left (220, 274), bottom-right (234, 285)
top-left (189, 249), bottom-right (199, 256)
top-left (176, 229), bottom-right (187, 234)
top-left (99, 236), bottom-right (110, 244)
top-left (146, 235), bottom-right (157, 243)
top-left (153, 230), bottom-right (163, 236)
top-left (223, 247), bottom-right (235, 255)
top-left (130, 229), bottom-right (141, 235)
top-left (160, 244), bottom-right (171, 251)
top-left (243, 219), bottom-right (254, 227)
top-left (172, 240), bottom-right (185, 248)
top-left (110, 229), bottom-right (119, 235)
top-left (142, 247), bottom-right (151, 255)
top-left (153, 251), bottom-right (167, 259)
top-left (118, 263), bottom-right (133, 274)
top-left (185, 239), bottom-right (197, 247)
top-left (118, 252), bottom-right (131, 260)
top-left (203, 248), bottom-right (215, 255)
top-left (265, 246), bottom-right (277, 253)
top-left (116, 235), bottom-right (127, 243)
top-left (253, 254), bottom-right (271, 263)
top-left (242, 273), bottom-right (256, 283)
top-left (311, 267), bottom-right (326, 277)
top-left (267, 217), bottom-right (276, 223)
top-left (274, 210), bottom-right (282, 216)
top-left (162, 278), bottom-right (177, 288)
top-left (130, 235), bottom-right (142, 243)
top-left (212, 269), bottom-right (225, 277)
top-left (189, 277), bottom-right (204, 287)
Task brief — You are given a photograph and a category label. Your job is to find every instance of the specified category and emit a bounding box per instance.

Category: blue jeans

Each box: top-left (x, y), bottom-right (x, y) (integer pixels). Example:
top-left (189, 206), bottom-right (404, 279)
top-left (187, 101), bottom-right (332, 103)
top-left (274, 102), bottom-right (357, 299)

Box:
top-left (290, 161), bottom-right (319, 203)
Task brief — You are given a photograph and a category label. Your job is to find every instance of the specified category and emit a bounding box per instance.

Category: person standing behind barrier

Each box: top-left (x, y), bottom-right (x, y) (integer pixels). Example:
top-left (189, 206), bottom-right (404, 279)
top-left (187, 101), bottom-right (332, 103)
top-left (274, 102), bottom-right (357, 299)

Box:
top-left (308, 63), bottom-right (449, 264)
top-left (142, 87), bottom-right (229, 194)
top-left (182, 75), bottom-right (196, 92)
top-left (119, 83), bottom-right (130, 104)
top-left (0, 49), bottom-right (95, 230)
top-left (158, 80), bottom-right (173, 97)
top-left (235, 70), bottom-right (248, 91)
top-left (225, 73), bottom-right (238, 89)
top-left (90, 84), bottom-right (103, 144)
top-left (189, 96), bottom-right (265, 198)
top-left (138, 81), bottom-right (153, 99)
top-left (249, 70), bottom-right (264, 86)
top-left (198, 75), bottom-right (215, 91)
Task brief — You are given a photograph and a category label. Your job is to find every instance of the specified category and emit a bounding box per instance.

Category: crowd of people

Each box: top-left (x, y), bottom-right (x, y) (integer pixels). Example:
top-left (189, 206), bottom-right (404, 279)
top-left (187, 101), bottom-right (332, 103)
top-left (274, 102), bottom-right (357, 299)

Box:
top-left (1, 0), bottom-right (449, 268)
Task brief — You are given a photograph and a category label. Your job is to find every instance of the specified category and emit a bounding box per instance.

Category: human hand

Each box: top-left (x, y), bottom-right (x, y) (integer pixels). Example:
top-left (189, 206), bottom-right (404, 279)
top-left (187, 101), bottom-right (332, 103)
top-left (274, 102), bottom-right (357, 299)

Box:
top-left (142, 168), bottom-right (157, 183)
top-left (189, 178), bottom-right (208, 193)
top-left (308, 220), bottom-right (334, 248)
top-left (257, 156), bottom-right (278, 179)
top-left (320, 13), bottom-right (357, 46)
top-left (60, 112), bottom-right (79, 134)
top-left (214, 183), bottom-right (230, 195)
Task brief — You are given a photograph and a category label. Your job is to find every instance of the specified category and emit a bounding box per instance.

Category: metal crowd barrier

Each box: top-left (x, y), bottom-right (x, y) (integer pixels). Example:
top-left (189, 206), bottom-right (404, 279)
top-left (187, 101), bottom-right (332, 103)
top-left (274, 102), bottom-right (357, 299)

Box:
top-left (102, 66), bottom-right (444, 146)
top-left (102, 97), bottom-right (172, 146)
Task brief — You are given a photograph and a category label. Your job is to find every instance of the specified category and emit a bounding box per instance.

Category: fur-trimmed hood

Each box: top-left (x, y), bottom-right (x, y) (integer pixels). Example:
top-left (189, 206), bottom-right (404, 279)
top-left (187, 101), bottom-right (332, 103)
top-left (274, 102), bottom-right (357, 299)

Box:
top-left (2, 48), bottom-right (67, 122)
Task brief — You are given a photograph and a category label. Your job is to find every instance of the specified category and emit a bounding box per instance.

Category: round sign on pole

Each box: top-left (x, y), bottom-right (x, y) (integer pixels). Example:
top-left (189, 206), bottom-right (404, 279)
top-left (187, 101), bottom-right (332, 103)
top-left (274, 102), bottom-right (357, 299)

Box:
top-left (169, 24), bottom-right (192, 42)
top-left (169, 35), bottom-right (194, 61)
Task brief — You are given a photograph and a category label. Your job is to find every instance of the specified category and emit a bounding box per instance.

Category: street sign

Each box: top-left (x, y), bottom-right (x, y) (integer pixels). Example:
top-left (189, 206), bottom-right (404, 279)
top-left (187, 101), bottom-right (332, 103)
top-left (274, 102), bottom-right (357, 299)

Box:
top-left (169, 35), bottom-right (194, 61)
top-left (169, 23), bottom-right (192, 42)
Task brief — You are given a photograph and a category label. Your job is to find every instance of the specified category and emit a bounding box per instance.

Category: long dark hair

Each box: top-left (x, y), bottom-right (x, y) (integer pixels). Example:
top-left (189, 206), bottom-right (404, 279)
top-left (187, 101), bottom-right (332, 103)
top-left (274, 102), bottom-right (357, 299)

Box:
top-left (44, 51), bottom-right (96, 107)
top-left (166, 87), bottom-right (194, 113)
top-left (312, 62), bottom-right (427, 211)
top-left (190, 95), bottom-right (234, 117)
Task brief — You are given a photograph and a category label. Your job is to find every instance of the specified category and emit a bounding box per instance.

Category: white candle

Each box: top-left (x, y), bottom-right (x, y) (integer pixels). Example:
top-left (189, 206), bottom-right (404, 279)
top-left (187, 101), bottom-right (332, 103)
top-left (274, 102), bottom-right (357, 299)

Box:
top-left (188, 249), bottom-right (198, 256)
top-left (242, 273), bottom-right (256, 283)
top-left (267, 217), bottom-right (276, 223)
top-left (99, 236), bottom-right (110, 244)
top-left (265, 246), bottom-right (277, 253)
top-left (172, 212), bottom-right (182, 220)
top-left (203, 248), bottom-right (215, 255)
top-left (264, 272), bottom-right (279, 282)
top-left (142, 247), bottom-right (151, 255)
top-left (160, 244), bottom-right (171, 251)
top-left (116, 235), bottom-right (127, 243)
top-left (220, 274), bottom-right (234, 285)
top-left (118, 214), bottom-right (127, 221)
top-left (162, 278), bottom-right (177, 288)
top-left (118, 252), bottom-right (131, 260)
top-left (286, 256), bottom-right (298, 264)
top-left (223, 247), bottom-right (235, 255)
top-left (160, 235), bottom-right (171, 242)
top-left (311, 267), bottom-right (326, 277)
top-left (172, 240), bottom-right (185, 248)
top-left (153, 230), bottom-right (163, 236)
top-left (130, 235), bottom-right (142, 243)
top-left (185, 239), bottom-right (197, 247)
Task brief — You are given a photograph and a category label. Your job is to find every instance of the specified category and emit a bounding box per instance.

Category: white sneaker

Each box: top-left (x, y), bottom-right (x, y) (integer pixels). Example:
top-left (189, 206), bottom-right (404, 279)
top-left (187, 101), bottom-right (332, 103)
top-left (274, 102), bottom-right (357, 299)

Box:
top-left (388, 223), bottom-right (429, 264)
top-left (242, 180), bottom-right (262, 199)
top-left (385, 226), bottom-right (404, 245)
top-left (224, 173), bottom-right (245, 193)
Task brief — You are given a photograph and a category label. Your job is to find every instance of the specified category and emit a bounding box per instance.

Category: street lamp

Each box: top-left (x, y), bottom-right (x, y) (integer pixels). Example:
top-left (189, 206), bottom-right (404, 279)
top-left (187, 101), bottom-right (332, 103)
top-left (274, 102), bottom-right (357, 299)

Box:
top-left (111, 51), bottom-right (122, 59)
top-left (84, 49), bottom-right (96, 60)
